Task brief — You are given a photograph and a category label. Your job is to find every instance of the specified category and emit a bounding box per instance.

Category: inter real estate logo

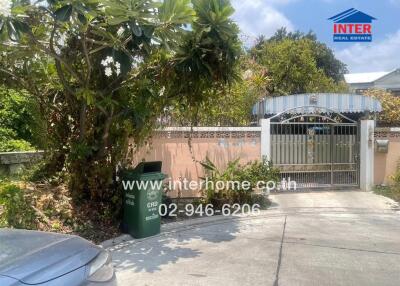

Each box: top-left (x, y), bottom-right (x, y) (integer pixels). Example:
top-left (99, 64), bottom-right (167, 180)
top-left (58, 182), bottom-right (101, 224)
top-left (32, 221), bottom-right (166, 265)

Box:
top-left (328, 8), bottom-right (377, 42)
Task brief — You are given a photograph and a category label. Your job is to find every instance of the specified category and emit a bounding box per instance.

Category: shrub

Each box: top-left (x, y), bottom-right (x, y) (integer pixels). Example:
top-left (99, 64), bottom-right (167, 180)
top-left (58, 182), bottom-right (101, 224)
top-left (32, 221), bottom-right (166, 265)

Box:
top-left (0, 139), bottom-right (34, 152)
top-left (374, 165), bottom-right (400, 203)
top-left (364, 89), bottom-right (400, 125)
top-left (0, 182), bottom-right (37, 229)
top-left (199, 157), bottom-right (279, 208)
top-left (387, 167), bottom-right (400, 201)
top-left (391, 167), bottom-right (400, 187)
top-left (238, 159), bottom-right (280, 189)
top-left (0, 86), bottom-right (45, 152)
top-left (250, 194), bottom-right (271, 209)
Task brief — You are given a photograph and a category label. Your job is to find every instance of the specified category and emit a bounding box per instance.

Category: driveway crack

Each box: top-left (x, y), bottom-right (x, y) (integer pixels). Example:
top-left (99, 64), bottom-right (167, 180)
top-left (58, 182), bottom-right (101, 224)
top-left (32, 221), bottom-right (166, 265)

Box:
top-left (273, 215), bottom-right (287, 286)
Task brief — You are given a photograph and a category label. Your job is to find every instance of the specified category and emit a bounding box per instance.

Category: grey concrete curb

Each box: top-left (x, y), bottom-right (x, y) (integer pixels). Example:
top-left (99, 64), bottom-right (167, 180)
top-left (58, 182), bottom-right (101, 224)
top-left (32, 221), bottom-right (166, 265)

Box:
top-left (100, 213), bottom-right (264, 249)
top-left (100, 210), bottom-right (278, 248)
top-left (100, 203), bottom-right (400, 249)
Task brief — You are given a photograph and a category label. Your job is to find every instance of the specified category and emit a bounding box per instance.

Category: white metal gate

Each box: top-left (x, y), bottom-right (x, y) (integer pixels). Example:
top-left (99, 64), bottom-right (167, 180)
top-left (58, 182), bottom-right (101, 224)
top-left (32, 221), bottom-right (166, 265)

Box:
top-left (270, 110), bottom-right (359, 188)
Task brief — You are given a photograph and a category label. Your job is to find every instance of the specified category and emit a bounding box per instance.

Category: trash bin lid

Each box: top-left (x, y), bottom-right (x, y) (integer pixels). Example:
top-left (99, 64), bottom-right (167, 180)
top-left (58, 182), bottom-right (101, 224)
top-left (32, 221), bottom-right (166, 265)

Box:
top-left (138, 172), bottom-right (166, 181)
top-left (134, 161), bottom-right (162, 174)
top-left (120, 161), bottom-right (166, 181)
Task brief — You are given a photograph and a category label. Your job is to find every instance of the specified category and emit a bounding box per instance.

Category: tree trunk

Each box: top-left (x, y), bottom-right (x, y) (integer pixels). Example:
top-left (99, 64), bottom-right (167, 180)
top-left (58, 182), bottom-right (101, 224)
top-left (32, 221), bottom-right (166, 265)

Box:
top-left (79, 102), bottom-right (87, 141)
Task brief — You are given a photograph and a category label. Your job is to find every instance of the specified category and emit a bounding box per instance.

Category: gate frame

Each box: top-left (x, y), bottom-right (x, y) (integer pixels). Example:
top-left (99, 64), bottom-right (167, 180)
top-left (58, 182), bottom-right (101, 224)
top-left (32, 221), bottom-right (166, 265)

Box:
top-left (260, 106), bottom-right (375, 191)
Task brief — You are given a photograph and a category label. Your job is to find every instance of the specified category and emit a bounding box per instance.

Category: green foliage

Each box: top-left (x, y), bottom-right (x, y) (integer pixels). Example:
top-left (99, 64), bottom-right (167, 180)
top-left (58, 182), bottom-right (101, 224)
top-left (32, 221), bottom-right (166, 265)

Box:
top-left (263, 28), bottom-right (348, 82)
top-left (363, 89), bottom-right (400, 125)
top-left (250, 194), bottom-right (271, 209)
top-left (250, 28), bottom-right (348, 95)
top-left (0, 87), bottom-right (31, 141)
top-left (0, 182), bottom-right (37, 229)
top-left (374, 185), bottom-right (400, 203)
top-left (200, 157), bottom-right (279, 207)
top-left (0, 86), bottom-right (44, 151)
top-left (169, 27), bottom-right (349, 126)
top-left (391, 168), bottom-right (400, 186)
top-left (374, 164), bottom-right (400, 203)
top-left (0, 0), bottom-right (240, 215)
top-left (389, 164), bottom-right (400, 197)
top-left (251, 38), bottom-right (348, 95)
top-left (168, 56), bottom-right (267, 126)
top-left (238, 159), bottom-right (280, 187)
top-left (0, 139), bottom-right (33, 152)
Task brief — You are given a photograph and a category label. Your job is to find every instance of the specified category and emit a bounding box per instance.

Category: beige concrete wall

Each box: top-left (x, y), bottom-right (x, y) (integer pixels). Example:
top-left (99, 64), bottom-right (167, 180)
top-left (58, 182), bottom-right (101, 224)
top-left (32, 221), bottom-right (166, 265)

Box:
top-left (128, 127), bottom-right (400, 195)
top-left (374, 129), bottom-right (400, 185)
top-left (130, 128), bottom-right (261, 197)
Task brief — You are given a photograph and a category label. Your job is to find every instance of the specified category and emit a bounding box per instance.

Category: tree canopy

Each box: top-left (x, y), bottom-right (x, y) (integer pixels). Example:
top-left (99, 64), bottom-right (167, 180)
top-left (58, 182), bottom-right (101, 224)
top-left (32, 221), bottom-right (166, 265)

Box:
top-left (0, 86), bottom-right (44, 151)
top-left (0, 2), bottom-right (351, 213)
top-left (364, 89), bottom-right (400, 125)
top-left (164, 56), bottom-right (268, 126)
top-left (147, 27), bottom-right (351, 127)
top-left (0, 0), bottom-right (241, 206)
top-left (250, 28), bottom-right (348, 95)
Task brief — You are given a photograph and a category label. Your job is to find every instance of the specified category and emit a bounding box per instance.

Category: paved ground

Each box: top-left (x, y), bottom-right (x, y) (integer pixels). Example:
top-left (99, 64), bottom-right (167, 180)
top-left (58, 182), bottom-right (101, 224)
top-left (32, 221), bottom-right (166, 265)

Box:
top-left (108, 191), bottom-right (400, 286)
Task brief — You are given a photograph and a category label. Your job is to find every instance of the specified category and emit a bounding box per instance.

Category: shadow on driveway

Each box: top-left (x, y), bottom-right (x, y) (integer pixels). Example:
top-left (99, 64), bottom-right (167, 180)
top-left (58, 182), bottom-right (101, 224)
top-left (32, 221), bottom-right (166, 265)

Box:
top-left (110, 217), bottom-right (241, 273)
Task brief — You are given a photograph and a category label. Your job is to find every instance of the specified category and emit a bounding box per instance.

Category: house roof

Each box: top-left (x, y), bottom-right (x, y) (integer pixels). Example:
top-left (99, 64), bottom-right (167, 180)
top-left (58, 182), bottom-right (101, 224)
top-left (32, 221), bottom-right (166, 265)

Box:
top-left (252, 93), bottom-right (382, 116)
top-left (328, 8), bottom-right (377, 23)
top-left (344, 71), bottom-right (392, 84)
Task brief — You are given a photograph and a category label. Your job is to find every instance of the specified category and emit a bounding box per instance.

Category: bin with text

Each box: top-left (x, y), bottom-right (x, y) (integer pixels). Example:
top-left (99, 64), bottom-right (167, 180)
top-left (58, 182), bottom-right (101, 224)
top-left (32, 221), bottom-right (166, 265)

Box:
top-left (121, 161), bottom-right (166, 238)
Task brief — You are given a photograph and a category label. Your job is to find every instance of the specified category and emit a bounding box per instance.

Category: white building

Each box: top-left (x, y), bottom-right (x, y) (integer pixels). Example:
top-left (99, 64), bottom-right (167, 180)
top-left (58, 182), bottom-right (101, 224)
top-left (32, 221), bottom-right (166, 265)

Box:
top-left (345, 69), bottom-right (400, 96)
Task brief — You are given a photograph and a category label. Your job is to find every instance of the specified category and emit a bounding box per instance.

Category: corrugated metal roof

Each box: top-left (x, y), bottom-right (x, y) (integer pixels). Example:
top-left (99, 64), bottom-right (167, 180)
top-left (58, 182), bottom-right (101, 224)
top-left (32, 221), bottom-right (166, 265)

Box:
top-left (252, 93), bottom-right (382, 116)
top-left (344, 71), bottom-right (391, 84)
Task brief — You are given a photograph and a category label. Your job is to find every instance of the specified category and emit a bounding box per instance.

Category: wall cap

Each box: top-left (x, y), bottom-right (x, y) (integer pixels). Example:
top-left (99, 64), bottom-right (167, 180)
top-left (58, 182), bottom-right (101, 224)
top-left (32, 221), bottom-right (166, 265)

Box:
top-left (157, 127), bottom-right (261, 132)
top-left (375, 127), bottom-right (400, 132)
top-left (0, 151), bottom-right (44, 164)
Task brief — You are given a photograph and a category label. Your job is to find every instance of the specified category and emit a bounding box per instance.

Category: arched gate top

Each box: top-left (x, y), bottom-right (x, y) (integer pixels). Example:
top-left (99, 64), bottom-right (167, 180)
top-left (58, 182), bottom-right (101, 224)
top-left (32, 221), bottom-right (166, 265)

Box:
top-left (268, 105), bottom-right (357, 123)
top-left (252, 93), bottom-right (382, 118)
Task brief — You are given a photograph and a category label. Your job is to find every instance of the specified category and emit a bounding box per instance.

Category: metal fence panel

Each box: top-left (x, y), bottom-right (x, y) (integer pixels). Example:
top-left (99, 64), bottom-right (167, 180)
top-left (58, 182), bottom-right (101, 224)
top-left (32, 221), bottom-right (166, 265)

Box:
top-left (271, 122), bottom-right (359, 189)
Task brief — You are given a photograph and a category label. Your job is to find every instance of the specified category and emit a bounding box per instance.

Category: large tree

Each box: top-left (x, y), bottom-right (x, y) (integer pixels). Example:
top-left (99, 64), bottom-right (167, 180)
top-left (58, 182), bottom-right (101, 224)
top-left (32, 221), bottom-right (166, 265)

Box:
top-left (0, 0), bottom-right (240, 209)
top-left (251, 28), bottom-right (348, 95)
top-left (181, 28), bottom-right (350, 127)
top-left (164, 56), bottom-right (268, 126)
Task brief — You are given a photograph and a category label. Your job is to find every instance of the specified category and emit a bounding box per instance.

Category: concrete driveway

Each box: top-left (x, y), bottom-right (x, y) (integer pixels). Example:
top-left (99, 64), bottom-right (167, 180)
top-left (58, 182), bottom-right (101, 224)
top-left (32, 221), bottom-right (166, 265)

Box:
top-left (108, 191), bottom-right (400, 286)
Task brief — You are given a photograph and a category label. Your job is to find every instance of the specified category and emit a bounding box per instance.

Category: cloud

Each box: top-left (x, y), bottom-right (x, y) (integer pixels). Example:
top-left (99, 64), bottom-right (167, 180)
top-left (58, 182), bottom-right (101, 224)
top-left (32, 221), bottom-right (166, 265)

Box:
top-left (335, 30), bottom-right (400, 73)
top-left (231, 0), bottom-right (294, 45)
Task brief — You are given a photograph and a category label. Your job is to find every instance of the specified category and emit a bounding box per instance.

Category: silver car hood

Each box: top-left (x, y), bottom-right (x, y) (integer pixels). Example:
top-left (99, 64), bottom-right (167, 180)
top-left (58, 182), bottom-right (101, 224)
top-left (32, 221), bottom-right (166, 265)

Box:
top-left (0, 229), bottom-right (100, 284)
top-left (0, 275), bottom-right (20, 286)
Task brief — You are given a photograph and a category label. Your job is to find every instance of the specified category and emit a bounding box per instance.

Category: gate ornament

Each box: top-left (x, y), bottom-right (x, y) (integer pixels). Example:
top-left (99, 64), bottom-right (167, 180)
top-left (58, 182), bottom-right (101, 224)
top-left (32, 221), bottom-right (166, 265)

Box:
top-left (269, 105), bottom-right (356, 124)
top-left (310, 94), bottom-right (318, 105)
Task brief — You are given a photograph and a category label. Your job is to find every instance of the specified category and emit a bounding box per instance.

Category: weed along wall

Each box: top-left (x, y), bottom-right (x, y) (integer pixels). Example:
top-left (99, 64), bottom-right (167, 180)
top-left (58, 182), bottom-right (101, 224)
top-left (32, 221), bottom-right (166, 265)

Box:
top-left (129, 127), bottom-right (261, 197)
top-left (374, 128), bottom-right (400, 186)
top-left (128, 126), bottom-right (400, 196)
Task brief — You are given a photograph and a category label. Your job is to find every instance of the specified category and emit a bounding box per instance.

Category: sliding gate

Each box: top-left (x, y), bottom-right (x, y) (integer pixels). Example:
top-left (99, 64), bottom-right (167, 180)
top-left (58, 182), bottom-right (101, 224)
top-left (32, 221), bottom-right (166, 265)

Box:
top-left (270, 113), bottom-right (359, 189)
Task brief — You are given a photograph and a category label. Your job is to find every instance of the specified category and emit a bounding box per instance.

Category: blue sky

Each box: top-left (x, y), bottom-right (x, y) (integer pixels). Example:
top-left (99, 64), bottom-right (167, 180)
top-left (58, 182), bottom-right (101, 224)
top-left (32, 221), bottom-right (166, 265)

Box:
top-left (231, 0), bottom-right (400, 73)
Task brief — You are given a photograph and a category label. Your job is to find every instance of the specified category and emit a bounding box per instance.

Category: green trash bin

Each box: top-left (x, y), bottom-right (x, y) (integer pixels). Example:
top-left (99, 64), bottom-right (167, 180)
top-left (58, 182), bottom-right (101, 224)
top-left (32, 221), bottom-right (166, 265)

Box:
top-left (121, 161), bottom-right (166, 238)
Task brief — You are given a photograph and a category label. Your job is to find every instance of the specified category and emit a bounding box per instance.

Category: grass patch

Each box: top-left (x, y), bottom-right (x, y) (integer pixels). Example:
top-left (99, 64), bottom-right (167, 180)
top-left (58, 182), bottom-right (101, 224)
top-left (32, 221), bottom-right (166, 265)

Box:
top-left (373, 185), bottom-right (400, 203)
